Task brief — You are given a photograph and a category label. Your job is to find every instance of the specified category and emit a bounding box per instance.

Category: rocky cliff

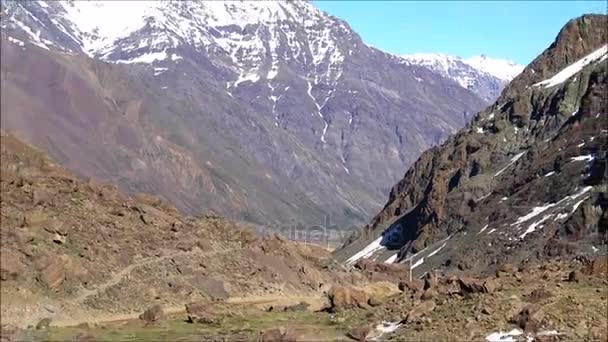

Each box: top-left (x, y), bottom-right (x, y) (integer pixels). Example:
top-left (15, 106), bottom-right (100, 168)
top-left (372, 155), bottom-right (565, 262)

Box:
top-left (336, 14), bottom-right (607, 275)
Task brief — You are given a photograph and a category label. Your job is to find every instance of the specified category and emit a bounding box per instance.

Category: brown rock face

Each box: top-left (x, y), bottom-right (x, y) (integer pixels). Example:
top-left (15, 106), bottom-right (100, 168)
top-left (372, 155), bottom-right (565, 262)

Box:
top-left (337, 14), bottom-right (607, 277)
top-left (458, 277), bottom-right (486, 294)
top-left (139, 304), bottom-right (164, 323)
top-left (327, 286), bottom-right (370, 312)
top-left (511, 303), bottom-right (545, 333)
top-left (38, 255), bottom-right (67, 290)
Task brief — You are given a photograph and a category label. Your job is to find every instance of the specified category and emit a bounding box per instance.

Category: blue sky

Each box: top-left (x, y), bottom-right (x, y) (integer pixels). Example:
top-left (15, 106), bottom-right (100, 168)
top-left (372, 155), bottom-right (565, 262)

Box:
top-left (314, 1), bottom-right (606, 64)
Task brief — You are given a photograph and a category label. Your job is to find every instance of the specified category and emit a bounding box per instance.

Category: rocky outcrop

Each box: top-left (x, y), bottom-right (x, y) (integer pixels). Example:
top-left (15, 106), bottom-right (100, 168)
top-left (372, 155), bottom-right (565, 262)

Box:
top-left (326, 286), bottom-right (370, 312)
top-left (336, 14), bottom-right (607, 276)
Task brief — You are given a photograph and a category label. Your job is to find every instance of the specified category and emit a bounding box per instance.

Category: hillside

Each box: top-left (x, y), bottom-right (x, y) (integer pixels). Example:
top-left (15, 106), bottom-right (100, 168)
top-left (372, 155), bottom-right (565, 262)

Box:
top-left (0, 0), bottom-right (487, 229)
top-left (336, 14), bottom-right (607, 276)
top-left (0, 133), bottom-right (357, 328)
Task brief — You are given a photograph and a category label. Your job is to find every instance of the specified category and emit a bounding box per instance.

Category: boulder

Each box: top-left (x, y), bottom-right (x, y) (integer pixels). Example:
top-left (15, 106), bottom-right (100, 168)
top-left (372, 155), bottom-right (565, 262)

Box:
top-left (510, 303), bottom-right (544, 333)
top-left (327, 286), bottom-right (370, 312)
top-left (257, 327), bottom-right (297, 342)
top-left (405, 300), bottom-right (436, 323)
top-left (346, 326), bottom-right (372, 341)
top-left (186, 302), bottom-right (219, 324)
top-left (458, 277), bottom-right (485, 294)
top-left (423, 272), bottom-right (439, 290)
top-left (35, 318), bottom-right (52, 330)
top-left (139, 304), bottom-right (164, 323)
top-left (367, 297), bottom-right (383, 307)
top-left (38, 256), bottom-right (66, 290)
top-left (567, 270), bottom-right (580, 283)
top-left (482, 277), bottom-right (500, 293)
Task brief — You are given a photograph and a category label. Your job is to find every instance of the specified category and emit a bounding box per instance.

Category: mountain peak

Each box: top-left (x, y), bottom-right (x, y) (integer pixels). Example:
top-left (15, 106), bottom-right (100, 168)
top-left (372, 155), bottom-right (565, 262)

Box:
top-left (400, 52), bottom-right (524, 102)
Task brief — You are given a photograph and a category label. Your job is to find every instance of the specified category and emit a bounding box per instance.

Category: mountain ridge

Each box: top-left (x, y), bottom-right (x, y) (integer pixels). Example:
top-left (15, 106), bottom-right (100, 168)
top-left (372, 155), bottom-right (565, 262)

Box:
top-left (400, 52), bottom-right (524, 102)
top-left (336, 14), bottom-right (607, 275)
top-left (1, 0), bottom-right (487, 229)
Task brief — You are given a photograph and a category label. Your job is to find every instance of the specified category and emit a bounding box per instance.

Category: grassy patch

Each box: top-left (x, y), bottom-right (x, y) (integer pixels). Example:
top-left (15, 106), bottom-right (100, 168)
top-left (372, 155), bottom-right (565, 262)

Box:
top-left (42, 311), bottom-right (347, 341)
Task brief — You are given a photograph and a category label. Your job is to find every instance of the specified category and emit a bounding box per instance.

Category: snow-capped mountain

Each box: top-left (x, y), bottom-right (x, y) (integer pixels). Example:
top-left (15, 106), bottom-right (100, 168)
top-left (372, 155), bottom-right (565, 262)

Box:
top-left (0, 0), bottom-right (487, 229)
top-left (464, 54), bottom-right (524, 81)
top-left (400, 53), bottom-right (524, 102)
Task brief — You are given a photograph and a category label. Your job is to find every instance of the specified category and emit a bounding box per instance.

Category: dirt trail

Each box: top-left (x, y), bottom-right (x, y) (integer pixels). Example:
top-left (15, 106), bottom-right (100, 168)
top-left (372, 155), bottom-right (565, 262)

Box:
top-left (53, 294), bottom-right (325, 327)
top-left (73, 247), bottom-right (241, 304)
top-left (50, 245), bottom-right (325, 327)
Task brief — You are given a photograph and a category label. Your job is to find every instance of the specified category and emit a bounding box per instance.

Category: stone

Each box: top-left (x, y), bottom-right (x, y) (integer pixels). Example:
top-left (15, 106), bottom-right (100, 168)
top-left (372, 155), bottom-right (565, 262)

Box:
top-left (346, 326), bottom-right (371, 341)
top-left (367, 297), bottom-right (383, 307)
top-left (38, 256), bottom-right (66, 290)
top-left (139, 304), bottom-right (164, 323)
top-left (424, 272), bottom-right (439, 290)
top-left (185, 302), bottom-right (221, 324)
top-left (482, 277), bottom-right (500, 293)
top-left (510, 303), bottom-right (544, 333)
top-left (405, 300), bottom-right (436, 323)
top-left (258, 327), bottom-right (297, 342)
top-left (35, 318), bottom-right (52, 330)
top-left (567, 270), bottom-right (580, 283)
top-left (458, 277), bottom-right (486, 294)
top-left (327, 286), bottom-right (370, 312)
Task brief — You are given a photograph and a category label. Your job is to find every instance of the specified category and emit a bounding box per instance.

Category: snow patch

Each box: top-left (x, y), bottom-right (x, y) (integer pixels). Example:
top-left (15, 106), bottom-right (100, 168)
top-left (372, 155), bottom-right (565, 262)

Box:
top-left (520, 214), bottom-right (553, 239)
top-left (427, 242), bottom-right (447, 257)
top-left (345, 236), bottom-right (385, 266)
top-left (570, 155), bottom-right (595, 162)
top-left (116, 51), bottom-right (168, 64)
top-left (494, 151), bottom-right (526, 177)
top-left (534, 45), bottom-right (608, 88)
top-left (486, 329), bottom-right (523, 342)
top-left (411, 257), bottom-right (424, 269)
top-left (384, 253), bottom-right (398, 264)
top-left (478, 224), bottom-right (489, 235)
top-left (7, 36), bottom-right (25, 47)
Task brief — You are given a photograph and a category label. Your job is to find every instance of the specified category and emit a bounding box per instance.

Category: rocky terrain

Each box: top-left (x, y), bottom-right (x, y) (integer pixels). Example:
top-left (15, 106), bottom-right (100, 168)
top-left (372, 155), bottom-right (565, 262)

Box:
top-left (0, 132), bottom-right (363, 328)
top-left (0, 0), bottom-right (488, 229)
top-left (336, 14), bottom-right (607, 277)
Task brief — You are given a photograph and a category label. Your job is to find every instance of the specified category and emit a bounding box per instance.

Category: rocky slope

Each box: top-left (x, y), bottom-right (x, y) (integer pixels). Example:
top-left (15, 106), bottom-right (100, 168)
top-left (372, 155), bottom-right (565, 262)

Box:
top-left (400, 53), bottom-right (524, 102)
top-left (336, 14), bottom-right (607, 276)
top-left (0, 133), bottom-right (359, 327)
top-left (0, 0), bottom-right (487, 229)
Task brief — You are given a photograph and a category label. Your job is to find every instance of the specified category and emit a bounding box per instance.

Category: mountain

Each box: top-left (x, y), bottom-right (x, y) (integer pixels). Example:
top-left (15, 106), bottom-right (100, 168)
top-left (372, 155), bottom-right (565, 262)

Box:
top-left (0, 132), bottom-right (358, 327)
top-left (400, 53), bottom-right (524, 102)
top-left (0, 0), bottom-right (487, 230)
top-left (336, 14), bottom-right (607, 275)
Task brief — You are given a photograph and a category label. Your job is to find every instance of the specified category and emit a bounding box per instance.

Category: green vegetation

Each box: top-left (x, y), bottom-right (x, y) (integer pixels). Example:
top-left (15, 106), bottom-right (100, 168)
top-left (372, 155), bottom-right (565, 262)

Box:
top-left (36, 311), bottom-right (349, 342)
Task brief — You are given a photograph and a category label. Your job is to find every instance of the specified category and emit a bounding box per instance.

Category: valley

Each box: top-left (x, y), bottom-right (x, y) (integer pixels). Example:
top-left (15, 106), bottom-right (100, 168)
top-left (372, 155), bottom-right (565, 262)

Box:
top-left (0, 1), bottom-right (606, 341)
